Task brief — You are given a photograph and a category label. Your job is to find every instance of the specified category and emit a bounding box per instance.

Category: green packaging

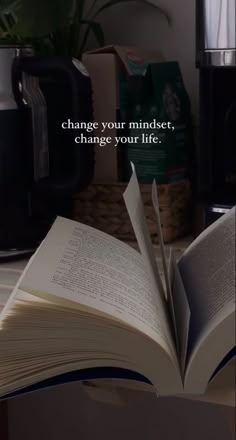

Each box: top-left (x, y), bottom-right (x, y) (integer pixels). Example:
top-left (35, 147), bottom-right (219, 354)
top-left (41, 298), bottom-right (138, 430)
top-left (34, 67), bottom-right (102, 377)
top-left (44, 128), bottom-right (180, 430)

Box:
top-left (121, 62), bottom-right (194, 184)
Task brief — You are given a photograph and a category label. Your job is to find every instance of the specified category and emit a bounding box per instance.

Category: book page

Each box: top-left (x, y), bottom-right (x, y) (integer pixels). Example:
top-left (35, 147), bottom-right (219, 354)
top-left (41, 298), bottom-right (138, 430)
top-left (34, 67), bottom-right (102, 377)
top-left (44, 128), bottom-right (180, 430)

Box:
top-left (123, 165), bottom-right (165, 301)
top-left (179, 207), bottom-right (236, 354)
top-left (123, 166), bottom-right (175, 354)
top-left (152, 180), bottom-right (172, 301)
top-left (169, 250), bottom-right (191, 376)
top-left (17, 217), bottom-right (174, 355)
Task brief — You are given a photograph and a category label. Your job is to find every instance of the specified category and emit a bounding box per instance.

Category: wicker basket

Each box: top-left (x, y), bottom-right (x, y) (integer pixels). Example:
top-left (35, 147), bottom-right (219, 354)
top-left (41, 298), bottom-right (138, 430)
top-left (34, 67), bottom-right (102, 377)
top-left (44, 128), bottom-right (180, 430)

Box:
top-left (73, 180), bottom-right (191, 243)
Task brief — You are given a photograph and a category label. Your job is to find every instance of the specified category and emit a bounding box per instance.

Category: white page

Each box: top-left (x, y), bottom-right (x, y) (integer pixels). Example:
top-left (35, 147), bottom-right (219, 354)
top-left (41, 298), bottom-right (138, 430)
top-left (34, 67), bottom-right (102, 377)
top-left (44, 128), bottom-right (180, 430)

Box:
top-left (17, 217), bottom-right (174, 353)
top-left (152, 179), bottom-right (172, 301)
top-left (123, 165), bottom-right (165, 300)
top-left (179, 206), bottom-right (236, 352)
top-left (169, 251), bottom-right (191, 375)
top-left (168, 248), bottom-right (179, 352)
top-left (123, 165), bottom-right (175, 354)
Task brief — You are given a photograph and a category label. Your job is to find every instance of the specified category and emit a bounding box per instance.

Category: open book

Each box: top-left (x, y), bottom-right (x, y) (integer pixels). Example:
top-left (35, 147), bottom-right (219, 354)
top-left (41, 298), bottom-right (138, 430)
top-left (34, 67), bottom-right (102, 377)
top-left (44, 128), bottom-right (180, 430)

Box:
top-left (0, 167), bottom-right (235, 400)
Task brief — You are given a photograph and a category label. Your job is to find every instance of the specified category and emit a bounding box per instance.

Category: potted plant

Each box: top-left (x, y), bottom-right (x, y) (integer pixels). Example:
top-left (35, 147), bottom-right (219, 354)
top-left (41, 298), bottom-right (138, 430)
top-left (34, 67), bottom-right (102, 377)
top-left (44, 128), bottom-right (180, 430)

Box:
top-left (0, 0), bottom-right (170, 58)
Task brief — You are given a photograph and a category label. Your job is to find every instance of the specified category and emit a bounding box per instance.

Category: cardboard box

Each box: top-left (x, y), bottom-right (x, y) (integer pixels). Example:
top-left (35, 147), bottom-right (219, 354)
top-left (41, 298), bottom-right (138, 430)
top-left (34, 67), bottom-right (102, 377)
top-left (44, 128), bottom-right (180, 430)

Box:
top-left (82, 45), bottom-right (164, 182)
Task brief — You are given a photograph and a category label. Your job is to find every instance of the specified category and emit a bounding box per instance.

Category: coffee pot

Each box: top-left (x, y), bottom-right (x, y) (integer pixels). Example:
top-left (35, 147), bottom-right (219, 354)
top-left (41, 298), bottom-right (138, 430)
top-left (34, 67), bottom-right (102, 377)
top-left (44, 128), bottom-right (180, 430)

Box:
top-left (0, 45), bottom-right (94, 260)
top-left (194, 0), bottom-right (236, 232)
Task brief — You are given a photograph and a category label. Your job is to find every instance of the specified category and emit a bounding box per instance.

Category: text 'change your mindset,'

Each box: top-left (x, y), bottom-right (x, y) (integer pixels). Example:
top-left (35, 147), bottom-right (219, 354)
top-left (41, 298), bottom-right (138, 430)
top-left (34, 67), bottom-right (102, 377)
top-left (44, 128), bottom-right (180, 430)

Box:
top-left (61, 119), bottom-right (176, 147)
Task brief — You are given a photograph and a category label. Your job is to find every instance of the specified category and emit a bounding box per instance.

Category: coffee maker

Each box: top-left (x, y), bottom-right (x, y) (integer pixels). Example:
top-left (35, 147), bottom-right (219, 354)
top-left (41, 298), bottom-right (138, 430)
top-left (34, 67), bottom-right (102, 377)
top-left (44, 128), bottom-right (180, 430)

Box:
top-left (195, 0), bottom-right (236, 230)
top-left (0, 45), bottom-right (94, 260)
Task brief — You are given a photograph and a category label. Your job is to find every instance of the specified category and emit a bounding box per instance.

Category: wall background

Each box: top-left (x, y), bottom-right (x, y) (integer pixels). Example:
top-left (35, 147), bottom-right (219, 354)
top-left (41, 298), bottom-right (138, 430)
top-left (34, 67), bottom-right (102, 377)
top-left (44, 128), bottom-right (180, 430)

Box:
top-left (95, 0), bottom-right (199, 119)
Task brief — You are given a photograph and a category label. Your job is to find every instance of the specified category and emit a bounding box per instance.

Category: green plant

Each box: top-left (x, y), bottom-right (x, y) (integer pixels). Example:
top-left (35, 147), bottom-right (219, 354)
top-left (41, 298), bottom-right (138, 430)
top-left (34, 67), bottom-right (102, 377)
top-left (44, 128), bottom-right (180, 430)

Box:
top-left (0, 0), bottom-right (171, 58)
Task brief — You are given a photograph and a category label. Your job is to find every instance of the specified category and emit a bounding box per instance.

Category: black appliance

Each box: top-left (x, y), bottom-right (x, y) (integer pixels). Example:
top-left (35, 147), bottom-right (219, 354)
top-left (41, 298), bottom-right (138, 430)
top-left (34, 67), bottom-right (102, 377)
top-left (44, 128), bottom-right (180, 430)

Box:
top-left (195, 0), bottom-right (236, 231)
top-left (0, 45), bottom-right (94, 260)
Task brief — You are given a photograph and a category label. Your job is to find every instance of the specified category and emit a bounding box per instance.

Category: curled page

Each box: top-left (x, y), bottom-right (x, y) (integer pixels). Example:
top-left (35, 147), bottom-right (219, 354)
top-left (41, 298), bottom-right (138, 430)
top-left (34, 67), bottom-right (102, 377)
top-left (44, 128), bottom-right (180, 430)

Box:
top-left (169, 251), bottom-right (191, 376)
top-left (152, 179), bottom-right (172, 301)
top-left (123, 164), bottom-right (165, 301)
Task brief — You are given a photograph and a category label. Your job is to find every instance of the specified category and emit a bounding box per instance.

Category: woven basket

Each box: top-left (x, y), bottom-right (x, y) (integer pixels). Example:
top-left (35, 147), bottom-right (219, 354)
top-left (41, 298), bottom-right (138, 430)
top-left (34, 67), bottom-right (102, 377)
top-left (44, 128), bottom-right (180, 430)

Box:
top-left (73, 180), bottom-right (191, 243)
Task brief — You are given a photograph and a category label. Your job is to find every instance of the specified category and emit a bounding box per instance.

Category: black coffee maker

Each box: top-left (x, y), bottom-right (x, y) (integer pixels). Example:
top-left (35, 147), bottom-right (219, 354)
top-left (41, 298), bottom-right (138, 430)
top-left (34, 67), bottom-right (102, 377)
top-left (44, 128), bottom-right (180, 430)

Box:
top-left (195, 0), bottom-right (236, 231)
top-left (0, 45), bottom-right (94, 260)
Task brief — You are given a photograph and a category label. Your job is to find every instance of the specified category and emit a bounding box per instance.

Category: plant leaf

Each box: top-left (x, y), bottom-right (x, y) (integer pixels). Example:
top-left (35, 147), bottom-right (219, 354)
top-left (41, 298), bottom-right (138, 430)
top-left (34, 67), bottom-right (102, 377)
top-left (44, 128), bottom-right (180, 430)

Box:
top-left (81, 19), bottom-right (105, 47)
top-left (0, 0), bottom-right (20, 14)
top-left (85, 0), bottom-right (100, 17)
top-left (74, 0), bottom-right (86, 22)
top-left (92, 0), bottom-right (171, 25)
top-left (0, 9), bottom-right (18, 38)
top-left (11, 0), bottom-right (75, 38)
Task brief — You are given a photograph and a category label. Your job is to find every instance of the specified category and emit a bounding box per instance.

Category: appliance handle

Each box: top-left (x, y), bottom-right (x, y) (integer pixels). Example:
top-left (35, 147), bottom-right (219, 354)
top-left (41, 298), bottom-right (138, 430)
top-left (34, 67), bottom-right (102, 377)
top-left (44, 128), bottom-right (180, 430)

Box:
top-left (223, 100), bottom-right (236, 179)
top-left (12, 55), bottom-right (94, 197)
